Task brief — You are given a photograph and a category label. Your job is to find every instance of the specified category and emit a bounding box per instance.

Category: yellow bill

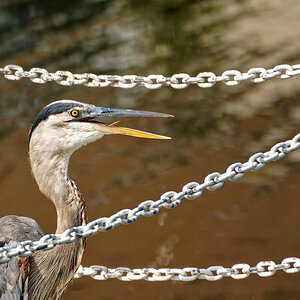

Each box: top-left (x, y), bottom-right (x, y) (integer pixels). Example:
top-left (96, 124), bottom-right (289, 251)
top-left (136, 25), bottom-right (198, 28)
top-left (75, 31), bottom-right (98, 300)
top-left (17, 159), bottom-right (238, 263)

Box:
top-left (94, 123), bottom-right (171, 139)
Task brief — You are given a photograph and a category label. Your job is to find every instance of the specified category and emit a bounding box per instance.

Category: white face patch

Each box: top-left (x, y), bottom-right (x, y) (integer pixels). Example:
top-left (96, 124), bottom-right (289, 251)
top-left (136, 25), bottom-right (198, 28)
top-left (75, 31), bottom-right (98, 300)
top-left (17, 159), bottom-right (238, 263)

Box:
top-left (29, 100), bottom-right (97, 143)
top-left (46, 114), bottom-right (106, 152)
top-left (30, 112), bottom-right (107, 161)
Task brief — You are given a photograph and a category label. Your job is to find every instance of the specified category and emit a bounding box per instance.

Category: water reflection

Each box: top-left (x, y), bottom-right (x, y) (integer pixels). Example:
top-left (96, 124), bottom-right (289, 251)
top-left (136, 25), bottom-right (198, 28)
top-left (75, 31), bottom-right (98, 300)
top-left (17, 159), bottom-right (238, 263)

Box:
top-left (0, 0), bottom-right (300, 299)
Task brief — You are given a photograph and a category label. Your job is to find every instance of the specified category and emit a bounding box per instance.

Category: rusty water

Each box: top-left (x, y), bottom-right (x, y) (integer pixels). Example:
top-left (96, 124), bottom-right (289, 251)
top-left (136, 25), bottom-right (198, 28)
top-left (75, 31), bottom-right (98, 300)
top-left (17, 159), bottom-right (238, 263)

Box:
top-left (0, 0), bottom-right (300, 299)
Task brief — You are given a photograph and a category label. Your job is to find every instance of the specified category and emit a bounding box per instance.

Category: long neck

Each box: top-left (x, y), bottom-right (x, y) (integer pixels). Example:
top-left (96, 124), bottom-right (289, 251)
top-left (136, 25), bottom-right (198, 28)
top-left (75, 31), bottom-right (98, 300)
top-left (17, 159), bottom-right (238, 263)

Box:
top-left (29, 148), bottom-right (87, 232)
top-left (28, 147), bottom-right (87, 299)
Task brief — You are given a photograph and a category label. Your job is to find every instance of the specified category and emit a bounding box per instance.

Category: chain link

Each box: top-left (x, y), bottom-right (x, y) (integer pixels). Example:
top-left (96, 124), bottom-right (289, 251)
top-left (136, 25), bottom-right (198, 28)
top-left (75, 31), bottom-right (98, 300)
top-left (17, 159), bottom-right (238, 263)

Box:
top-left (74, 257), bottom-right (300, 281)
top-left (0, 133), bottom-right (299, 264)
top-left (0, 63), bottom-right (300, 89)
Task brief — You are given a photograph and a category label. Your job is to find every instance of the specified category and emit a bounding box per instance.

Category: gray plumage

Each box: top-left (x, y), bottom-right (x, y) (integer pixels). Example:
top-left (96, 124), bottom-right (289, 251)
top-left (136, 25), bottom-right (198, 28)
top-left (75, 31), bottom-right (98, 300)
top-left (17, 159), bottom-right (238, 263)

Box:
top-left (0, 100), bottom-right (171, 299)
top-left (0, 216), bottom-right (43, 299)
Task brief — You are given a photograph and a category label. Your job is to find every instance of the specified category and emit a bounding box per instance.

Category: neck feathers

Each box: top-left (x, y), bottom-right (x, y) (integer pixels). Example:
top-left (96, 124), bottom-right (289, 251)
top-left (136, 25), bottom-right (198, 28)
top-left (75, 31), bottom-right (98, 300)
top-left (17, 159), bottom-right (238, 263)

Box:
top-left (29, 140), bottom-right (87, 232)
top-left (28, 130), bottom-right (87, 299)
top-left (29, 238), bottom-right (85, 299)
top-left (28, 177), bottom-right (87, 299)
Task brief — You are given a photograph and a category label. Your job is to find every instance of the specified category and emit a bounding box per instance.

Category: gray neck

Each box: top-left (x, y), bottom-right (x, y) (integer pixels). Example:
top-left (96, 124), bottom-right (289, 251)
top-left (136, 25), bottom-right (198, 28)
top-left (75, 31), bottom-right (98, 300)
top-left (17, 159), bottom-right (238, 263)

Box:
top-left (28, 143), bottom-right (87, 299)
top-left (29, 146), bottom-right (87, 233)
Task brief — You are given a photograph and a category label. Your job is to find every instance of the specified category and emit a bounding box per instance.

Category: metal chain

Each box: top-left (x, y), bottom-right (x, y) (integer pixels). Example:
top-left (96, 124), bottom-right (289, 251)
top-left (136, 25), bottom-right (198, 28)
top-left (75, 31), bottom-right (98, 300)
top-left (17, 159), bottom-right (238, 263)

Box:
top-left (74, 257), bottom-right (300, 281)
top-left (0, 63), bottom-right (299, 89)
top-left (0, 133), bottom-right (299, 264)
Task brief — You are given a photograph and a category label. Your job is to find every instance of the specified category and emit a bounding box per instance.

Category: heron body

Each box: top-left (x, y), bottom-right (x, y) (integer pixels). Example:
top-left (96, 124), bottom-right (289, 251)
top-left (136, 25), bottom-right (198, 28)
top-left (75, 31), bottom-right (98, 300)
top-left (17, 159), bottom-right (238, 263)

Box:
top-left (0, 100), bottom-right (172, 299)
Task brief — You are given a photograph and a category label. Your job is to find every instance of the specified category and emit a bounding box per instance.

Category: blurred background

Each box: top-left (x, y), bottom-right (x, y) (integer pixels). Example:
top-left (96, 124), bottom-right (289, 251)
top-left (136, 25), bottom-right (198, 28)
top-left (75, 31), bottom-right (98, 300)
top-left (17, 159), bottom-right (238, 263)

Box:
top-left (0, 0), bottom-right (300, 299)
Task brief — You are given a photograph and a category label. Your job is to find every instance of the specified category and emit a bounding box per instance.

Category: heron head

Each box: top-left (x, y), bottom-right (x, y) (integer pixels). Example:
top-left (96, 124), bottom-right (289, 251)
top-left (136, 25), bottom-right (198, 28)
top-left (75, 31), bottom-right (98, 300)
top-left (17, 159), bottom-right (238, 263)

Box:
top-left (29, 100), bottom-right (173, 154)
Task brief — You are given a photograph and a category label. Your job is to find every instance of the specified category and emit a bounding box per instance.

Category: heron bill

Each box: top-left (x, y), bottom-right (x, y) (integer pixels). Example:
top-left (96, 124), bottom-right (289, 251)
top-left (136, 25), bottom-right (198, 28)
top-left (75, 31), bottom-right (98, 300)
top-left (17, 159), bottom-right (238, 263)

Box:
top-left (93, 123), bottom-right (171, 139)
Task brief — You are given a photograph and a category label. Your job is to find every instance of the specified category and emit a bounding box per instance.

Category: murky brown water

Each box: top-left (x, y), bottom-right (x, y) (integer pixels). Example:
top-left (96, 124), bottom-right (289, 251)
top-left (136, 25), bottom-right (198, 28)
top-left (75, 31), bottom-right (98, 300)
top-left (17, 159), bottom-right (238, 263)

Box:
top-left (1, 0), bottom-right (300, 299)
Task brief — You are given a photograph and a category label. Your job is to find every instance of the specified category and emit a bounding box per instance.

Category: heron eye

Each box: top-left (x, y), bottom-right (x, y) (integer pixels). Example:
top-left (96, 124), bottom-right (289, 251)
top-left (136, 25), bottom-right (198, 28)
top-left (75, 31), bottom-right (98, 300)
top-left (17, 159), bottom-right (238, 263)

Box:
top-left (71, 110), bottom-right (79, 117)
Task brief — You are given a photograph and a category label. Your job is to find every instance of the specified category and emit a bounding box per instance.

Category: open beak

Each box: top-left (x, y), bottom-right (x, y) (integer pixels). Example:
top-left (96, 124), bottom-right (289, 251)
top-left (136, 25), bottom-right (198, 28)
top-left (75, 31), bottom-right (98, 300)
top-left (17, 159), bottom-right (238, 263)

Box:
top-left (84, 107), bottom-right (173, 139)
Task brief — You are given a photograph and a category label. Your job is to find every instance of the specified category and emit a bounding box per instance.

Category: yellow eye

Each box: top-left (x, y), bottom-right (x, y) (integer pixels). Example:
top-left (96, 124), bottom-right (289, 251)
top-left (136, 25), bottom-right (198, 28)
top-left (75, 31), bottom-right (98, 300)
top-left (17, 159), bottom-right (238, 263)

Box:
top-left (71, 110), bottom-right (79, 117)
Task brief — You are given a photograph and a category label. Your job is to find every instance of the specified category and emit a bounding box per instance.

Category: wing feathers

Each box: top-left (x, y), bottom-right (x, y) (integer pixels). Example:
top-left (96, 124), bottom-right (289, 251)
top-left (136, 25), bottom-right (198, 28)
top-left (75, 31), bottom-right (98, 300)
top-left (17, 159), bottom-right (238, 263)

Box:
top-left (0, 215), bottom-right (43, 300)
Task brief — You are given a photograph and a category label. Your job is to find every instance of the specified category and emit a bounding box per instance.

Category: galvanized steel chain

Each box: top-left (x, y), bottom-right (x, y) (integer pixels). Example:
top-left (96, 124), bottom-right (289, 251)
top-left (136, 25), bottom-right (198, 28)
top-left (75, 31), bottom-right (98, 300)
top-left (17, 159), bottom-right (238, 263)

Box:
top-left (0, 133), bottom-right (299, 264)
top-left (0, 63), bottom-right (300, 89)
top-left (74, 257), bottom-right (300, 281)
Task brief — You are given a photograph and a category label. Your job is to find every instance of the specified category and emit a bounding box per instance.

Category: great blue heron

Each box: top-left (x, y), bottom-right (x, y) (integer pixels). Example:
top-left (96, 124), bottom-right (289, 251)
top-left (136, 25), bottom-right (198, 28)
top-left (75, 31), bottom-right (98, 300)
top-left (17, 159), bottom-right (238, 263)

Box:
top-left (0, 100), bottom-right (172, 299)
